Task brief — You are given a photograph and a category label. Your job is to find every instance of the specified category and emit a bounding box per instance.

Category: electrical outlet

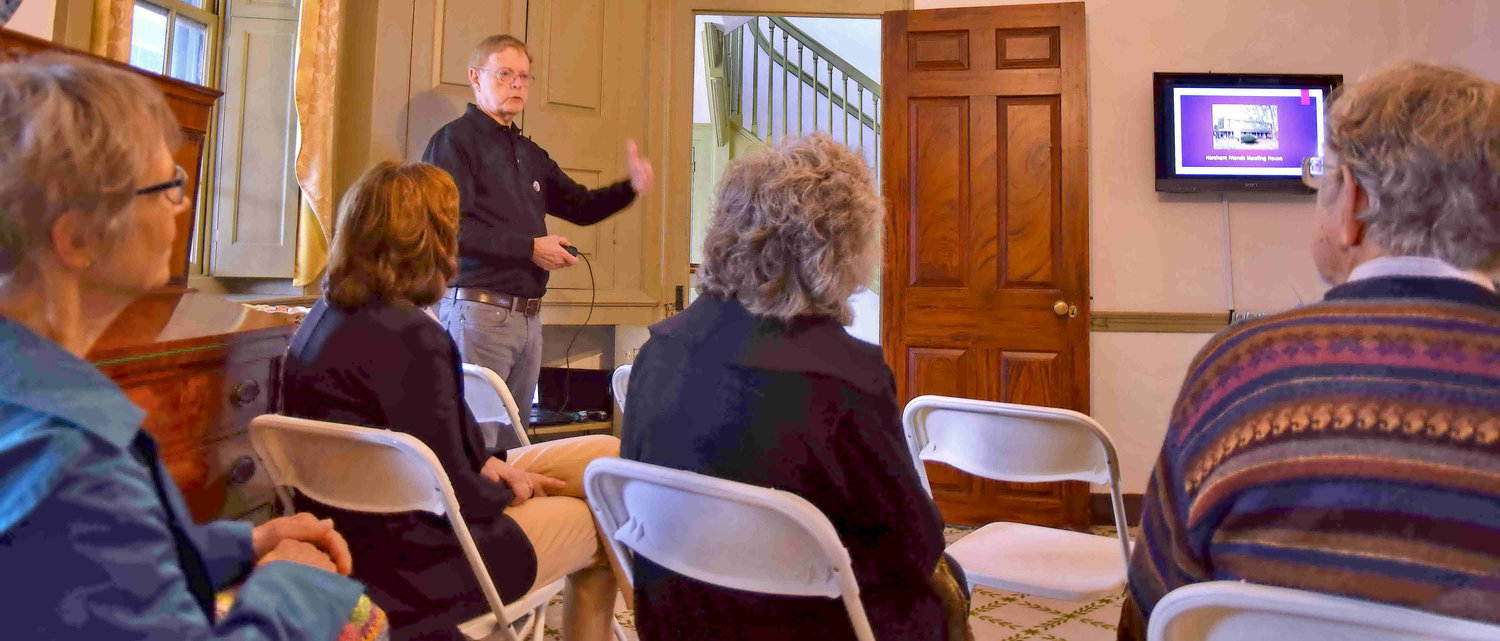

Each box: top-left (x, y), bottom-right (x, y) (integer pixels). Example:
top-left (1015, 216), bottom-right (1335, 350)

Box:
top-left (1230, 310), bottom-right (1268, 324)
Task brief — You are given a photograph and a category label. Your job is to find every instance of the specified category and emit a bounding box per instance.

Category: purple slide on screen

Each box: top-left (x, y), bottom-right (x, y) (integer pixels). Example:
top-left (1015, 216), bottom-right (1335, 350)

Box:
top-left (1175, 89), bottom-right (1322, 175)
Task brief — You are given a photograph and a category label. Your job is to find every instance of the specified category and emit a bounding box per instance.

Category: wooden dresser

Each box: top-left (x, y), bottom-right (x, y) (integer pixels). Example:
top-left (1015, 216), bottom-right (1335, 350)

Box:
top-left (3, 29), bottom-right (294, 523)
top-left (89, 292), bottom-right (294, 523)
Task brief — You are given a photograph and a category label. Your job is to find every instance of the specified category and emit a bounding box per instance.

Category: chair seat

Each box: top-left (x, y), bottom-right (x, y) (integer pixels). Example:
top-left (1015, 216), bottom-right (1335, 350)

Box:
top-left (946, 521), bottom-right (1126, 602)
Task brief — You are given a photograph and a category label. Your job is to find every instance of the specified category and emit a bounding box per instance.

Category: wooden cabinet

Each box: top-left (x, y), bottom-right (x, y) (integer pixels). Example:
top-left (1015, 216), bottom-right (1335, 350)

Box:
top-left (90, 292), bottom-right (296, 523)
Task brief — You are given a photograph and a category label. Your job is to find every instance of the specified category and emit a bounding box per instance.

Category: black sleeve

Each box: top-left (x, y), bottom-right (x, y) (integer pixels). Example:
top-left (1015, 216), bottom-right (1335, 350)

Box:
top-left (374, 318), bottom-right (516, 517)
top-left (424, 129), bottom-right (534, 261)
top-left (539, 147), bottom-right (637, 226)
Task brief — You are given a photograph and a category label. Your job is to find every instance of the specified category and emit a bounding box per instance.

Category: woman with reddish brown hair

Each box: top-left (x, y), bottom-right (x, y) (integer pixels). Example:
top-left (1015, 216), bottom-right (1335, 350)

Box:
top-left (283, 161), bottom-right (620, 641)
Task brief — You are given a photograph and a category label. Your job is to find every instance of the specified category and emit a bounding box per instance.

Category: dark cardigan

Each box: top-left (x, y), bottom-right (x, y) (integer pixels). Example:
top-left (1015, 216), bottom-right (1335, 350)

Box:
top-left (281, 298), bottom-right (535, 638)
top-left (622, 294), bottom-right (952, 641)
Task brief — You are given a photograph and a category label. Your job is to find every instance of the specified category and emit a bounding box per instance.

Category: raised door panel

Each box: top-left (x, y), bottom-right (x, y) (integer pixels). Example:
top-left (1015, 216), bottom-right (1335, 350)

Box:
top-left (210, 17), bottom-right (298, 277)
top-left (524, 0), bottom-right (651, 303)
top-left (404, 0), bottom-right (526, 160)
top-left (907, 347), bottom-right (977, 500)
top-left (999, 97), bottom-right (1061, 288)
top-left (908, 97), bottom-right (969, 288)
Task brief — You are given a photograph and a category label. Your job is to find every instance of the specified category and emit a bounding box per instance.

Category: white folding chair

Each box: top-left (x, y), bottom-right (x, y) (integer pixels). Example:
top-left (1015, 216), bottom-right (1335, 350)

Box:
top-left (610, 364), bottom-right (631, 414)
top-left (583, 457), bottom-right (876, 641)
top-left (903, 395), bottom-right (1131, 601)
top-left (1149, 581), bottom-right (1500, 641)
top-left (248, 414), bottom-right (558, 641)
top-left (461, 364), bottom-right (531, 448)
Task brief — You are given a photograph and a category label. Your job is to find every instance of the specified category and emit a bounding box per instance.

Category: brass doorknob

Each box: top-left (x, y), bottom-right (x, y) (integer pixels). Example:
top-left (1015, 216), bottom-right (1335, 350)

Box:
top-left (1053, 300), bottom-right (1078, 318)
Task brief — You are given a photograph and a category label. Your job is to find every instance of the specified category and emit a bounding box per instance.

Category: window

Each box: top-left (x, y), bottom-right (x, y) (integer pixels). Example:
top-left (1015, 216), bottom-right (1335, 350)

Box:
top-left (128, 0), bottom-right (219, 86)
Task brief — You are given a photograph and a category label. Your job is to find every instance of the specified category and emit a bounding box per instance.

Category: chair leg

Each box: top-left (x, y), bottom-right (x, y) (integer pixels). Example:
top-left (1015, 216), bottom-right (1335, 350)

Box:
top-left (531, 603), bottom-right (546, 641)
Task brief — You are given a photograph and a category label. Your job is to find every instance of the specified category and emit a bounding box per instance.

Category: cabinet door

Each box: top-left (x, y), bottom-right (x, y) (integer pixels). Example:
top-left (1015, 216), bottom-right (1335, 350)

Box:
top-left (520, 0), bottom-right (653, 299)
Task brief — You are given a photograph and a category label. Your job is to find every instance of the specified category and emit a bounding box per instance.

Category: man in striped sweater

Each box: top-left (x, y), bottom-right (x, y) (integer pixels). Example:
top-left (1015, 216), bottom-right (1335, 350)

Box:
top-left (1119, 62), bottom-right (1500, 639)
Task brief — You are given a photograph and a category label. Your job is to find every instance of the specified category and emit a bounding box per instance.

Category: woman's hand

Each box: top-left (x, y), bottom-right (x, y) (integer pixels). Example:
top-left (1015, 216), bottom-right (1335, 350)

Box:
top-left (251, 513), bottom-right (353, 575)
top-left (480, 457), bottom-right (567, 506)
top-left (257, 539), bottom-right (339, 574)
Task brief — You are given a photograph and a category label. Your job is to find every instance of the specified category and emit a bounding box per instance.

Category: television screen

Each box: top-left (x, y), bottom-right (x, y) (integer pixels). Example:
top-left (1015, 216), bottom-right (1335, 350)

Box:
top-left (1155, 73), bottom-right (1342, 193)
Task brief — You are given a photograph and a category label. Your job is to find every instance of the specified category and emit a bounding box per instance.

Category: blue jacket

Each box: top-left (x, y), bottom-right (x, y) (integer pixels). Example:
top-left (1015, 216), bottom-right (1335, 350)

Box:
top-left (0, 318), bottom-right (364, 639)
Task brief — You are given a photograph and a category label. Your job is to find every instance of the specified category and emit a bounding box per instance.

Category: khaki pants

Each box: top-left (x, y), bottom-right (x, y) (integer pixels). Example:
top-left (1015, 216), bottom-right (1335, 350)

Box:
top-left (502, 434), bottom-right (623, 641)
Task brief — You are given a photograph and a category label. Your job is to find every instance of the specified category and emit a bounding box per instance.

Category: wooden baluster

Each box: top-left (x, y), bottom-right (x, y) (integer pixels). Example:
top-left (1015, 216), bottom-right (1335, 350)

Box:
top-left (796, 42), bottom-right (804, 136)
top-left (786, 31), bottom-right (798, 141)
top-left (811, 54), bottom-right (819, 132)
top-left (828, 65), bottom-right (834, 142)
top-left (857, 85), bottom-right (865, 154)
top-left (842, 74), bottom-right (850, 146)
top-left (751, 19), bottom-right (759, 139)
top-left (873, 95), bottom-right (881, 175)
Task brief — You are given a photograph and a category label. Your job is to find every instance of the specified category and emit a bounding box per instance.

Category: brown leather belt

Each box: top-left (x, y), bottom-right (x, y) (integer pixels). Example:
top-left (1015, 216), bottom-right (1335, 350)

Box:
top-left (448, 287), bottom-right (542, 316)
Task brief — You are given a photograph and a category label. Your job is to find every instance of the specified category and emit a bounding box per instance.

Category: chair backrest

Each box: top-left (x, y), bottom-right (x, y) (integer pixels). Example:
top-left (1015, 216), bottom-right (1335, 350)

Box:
top-left (902, 395), bottom-right (1131, 563)
top-left (248, 414), bottom-right (511, 625)
top-left (583, 457), bottom-right (875, 641)
top-left (1149, 581), bottom-right (1500, 641)
top-left (611, 364), bottom-right (631, 413)
top-left (461, 363), bottom-right (530, 448)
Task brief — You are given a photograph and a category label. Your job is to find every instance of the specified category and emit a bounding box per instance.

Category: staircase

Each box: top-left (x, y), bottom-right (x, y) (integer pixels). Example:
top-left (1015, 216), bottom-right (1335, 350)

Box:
top-left (702, 16), bottom-right (882, 180)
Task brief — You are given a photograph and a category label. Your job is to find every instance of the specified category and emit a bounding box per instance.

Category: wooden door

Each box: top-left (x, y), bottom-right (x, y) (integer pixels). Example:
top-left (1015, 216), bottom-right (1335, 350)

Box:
top-left (881, 3), bottom-right (1091, 528)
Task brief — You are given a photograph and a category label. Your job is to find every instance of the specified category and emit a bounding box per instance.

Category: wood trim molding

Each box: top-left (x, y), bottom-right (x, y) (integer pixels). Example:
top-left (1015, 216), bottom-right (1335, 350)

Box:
top-left (1090, 311), bottom-right (1229, 333)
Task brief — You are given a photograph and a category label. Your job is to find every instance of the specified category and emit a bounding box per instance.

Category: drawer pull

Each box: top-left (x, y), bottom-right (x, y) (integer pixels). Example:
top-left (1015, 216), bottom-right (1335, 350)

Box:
top-left (230, 380), bottom-right (262, 407)
top-left (227, 456), bottom-right (257, 485)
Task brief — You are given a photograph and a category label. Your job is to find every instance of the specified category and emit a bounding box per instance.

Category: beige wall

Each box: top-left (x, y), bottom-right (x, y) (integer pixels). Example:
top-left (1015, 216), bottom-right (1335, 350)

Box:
top-left (914, 0), bottom-right (1499, 491)
top-left (6, 0), bottom-right (56, 39)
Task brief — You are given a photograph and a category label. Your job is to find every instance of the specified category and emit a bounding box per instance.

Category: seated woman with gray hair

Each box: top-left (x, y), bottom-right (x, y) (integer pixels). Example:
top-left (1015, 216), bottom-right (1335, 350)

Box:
top-left (621, 133), bottom-right (970, 641)
top-left (0, 54), bottom-right (366, 638)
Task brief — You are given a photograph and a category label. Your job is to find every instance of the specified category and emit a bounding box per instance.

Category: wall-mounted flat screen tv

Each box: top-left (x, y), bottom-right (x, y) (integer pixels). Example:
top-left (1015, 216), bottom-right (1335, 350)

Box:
top-left (1155, 72), bottom-right (1342, 193)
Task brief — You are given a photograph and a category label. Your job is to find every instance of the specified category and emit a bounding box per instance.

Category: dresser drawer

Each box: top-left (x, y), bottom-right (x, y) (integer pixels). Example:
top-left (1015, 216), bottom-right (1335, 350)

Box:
top-left (210, 433), bottom-right (276, 522)
top-left (218, 356), bottom-right (276, 439)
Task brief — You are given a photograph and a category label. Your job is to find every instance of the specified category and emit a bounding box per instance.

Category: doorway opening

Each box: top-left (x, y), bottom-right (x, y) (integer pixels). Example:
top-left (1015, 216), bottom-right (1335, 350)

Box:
top-left (689, 14), bottom-right (883, 345)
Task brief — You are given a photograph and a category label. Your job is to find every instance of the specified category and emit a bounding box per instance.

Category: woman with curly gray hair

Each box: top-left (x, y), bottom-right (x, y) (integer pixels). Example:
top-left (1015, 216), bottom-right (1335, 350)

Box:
top-left (0, 54), bottom-right (368, 638)
top-left (621, 134), bottom-right (970, 641)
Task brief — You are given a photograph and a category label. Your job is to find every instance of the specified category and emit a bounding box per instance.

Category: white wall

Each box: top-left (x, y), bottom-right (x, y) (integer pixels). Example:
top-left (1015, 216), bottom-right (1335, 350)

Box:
top-left (913, 0), bottom-right (1500, 492)
top-left (5, 0), bottom-right (55, 39)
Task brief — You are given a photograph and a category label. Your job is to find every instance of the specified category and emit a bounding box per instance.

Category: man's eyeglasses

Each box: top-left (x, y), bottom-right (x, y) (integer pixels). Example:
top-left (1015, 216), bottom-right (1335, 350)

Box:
top-left (478, 68), bottom-right (535, 87)
top-left (1301, 156), bottom-right (1324, 190)
top-left (136, 165), bottom-right (188, 205)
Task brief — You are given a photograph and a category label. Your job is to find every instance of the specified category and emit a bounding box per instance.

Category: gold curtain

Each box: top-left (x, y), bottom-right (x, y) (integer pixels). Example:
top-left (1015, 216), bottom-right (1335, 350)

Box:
top-left (291, 0), bottom-right (341, 286)
top-left (90, 0), bottom-right (132, 62)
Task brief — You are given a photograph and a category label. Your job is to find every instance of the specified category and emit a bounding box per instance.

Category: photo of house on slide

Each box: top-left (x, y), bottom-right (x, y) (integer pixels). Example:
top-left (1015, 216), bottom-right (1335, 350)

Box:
top-left (1212, 104), bottom-right (1279, 150)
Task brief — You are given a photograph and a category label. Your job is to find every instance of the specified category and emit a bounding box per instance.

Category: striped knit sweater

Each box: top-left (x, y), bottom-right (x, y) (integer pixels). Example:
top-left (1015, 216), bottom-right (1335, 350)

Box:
top-left (1120, 276), bottom-right (1500, 639)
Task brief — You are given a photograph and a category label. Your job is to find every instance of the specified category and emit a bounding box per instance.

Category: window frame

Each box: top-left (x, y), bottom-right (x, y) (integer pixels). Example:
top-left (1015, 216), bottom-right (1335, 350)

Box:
top-left (130, 0), bottom-right (226, 276)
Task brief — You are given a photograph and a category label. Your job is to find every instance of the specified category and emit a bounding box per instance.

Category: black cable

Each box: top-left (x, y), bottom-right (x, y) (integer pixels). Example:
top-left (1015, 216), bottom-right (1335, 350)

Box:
top-left (557, 250), bottom-right (595, 415)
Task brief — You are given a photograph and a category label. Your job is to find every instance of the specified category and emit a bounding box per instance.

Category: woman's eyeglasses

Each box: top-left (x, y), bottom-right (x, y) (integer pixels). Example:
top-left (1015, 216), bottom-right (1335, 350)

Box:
top-left (136, 165), bottom-right (188, 205)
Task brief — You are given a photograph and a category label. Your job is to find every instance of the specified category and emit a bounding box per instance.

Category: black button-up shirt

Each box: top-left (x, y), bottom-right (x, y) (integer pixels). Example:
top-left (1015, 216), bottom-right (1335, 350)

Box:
top-left (422, 104), bottom-right (636, 298)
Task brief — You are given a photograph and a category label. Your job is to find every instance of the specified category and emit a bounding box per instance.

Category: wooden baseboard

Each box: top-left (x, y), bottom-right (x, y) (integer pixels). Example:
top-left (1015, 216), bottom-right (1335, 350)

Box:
top-left (1091, 492), bottom-right (1144, 527)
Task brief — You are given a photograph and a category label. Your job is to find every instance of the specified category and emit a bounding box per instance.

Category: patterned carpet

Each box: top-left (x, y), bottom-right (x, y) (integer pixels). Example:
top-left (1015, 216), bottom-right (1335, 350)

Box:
top-left (535, 525), bottom-right (1128, 641)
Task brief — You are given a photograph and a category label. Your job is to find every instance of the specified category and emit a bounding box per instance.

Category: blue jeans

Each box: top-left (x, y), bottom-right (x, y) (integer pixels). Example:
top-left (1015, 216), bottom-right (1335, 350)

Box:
top-left (439, 297), bottom-right (543, 446)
